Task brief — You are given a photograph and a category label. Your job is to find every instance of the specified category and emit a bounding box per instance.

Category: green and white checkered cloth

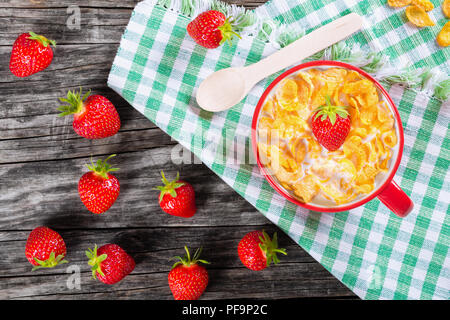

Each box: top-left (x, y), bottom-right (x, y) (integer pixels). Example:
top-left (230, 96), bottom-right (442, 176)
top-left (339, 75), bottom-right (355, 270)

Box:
top-left (108, 0), bottom-right (449, 299)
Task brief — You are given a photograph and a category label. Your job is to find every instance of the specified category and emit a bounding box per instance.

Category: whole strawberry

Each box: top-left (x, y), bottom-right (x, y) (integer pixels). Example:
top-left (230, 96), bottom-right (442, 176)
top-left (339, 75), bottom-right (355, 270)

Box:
top-left (78, 154), bottom-right (120, 214)
top-left (86, 244), bottom-right (135, 285)
top-left (10, 32), bottom-right (55, 77)
top-left (238, 230), bottom-right (287, 271)
top-left (168, 246), bottom-right (209, 300)
top-left (155, 171), bottom-right (196, 218)
top-left (25, 226), bottom-right (68, 271)
top-left (311, 96), bottom-right (351, 151)
top-left (58, 88), bottom-right (121, 139)
top-left (187, 10), bottom-right (241, 49)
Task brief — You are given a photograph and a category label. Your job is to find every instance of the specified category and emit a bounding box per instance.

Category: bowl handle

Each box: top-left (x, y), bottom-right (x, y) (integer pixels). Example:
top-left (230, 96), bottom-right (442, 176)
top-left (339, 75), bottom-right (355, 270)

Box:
top-left (377, 180), bottom-right (413, 217)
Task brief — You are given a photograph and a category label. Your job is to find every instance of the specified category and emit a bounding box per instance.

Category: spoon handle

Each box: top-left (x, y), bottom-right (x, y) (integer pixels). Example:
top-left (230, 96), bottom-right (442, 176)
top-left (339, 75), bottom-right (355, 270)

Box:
top-left (244, 13), bottom-right (363, 87)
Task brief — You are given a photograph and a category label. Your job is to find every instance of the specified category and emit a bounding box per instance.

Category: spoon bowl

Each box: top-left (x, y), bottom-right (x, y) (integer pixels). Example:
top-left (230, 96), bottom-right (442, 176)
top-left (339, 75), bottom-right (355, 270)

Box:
top-left (196, 68), bottom-right (246, 112)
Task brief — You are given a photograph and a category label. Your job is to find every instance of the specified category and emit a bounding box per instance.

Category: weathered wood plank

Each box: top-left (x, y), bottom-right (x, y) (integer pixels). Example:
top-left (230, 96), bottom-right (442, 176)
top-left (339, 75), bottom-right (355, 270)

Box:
top-left (0, 7), bottom-right (131, 45)
top-left (8, 275), bottom-right (356, 300)
top-left (0, 126), bottom-right (176, 163)
top-left (4, 271), bottom-right (356, 300)
top-left (0, 227), bottom-right (354, 299)
top-left (0, 146), bottom-right (270, 229)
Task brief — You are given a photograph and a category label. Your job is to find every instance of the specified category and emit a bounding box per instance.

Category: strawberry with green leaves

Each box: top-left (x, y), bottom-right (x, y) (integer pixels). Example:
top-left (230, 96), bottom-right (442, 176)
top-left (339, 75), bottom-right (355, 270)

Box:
top-left (155, 171), bottom-right (196, 218)
top-left (168, 247), bottom-right (209, 300)
top-left (187, 10), bottom-right (241, 49)
top-left (78, 154), bottom-right (120, 214)
top-left (25, 226), bottom-right (68, 271)
top-left (10, 32), bottom-right (56, 77)
top-left (86, 244), bottom-right (135, 285)
top-left (58, 88), bottom-right (121, 139)
top-left (311, 96), bottom-right (351, 151)
top-left (238, 230), bottom-right (287, 271)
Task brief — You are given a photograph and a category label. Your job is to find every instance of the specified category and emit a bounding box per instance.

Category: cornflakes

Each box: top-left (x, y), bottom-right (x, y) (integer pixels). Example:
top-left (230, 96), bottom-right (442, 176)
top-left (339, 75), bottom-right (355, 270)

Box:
top-left (411, 0), bottom-right (434, 11)
top-left (437, 21), bottom-right (450, 47)
top-left (276, 79), bottom-right (299, 111)
top-left (406, 5), bottom-right (435, 27)
top-left (444, 0), bottom-right (450, 18)
top-left (388, 0), bottom-right (412, 7)
top-left (293, 175), bottom-right (318, 203)
top-left (257, 67), bottom-right (398, 206)
top-left (321, 68), bottom-right (347, 83)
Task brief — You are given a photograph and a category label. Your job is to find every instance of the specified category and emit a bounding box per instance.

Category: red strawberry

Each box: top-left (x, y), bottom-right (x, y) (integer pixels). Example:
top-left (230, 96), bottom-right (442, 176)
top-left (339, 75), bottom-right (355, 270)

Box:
top-left (187, 10), bottom-right (241, 49)
top-left (311, 96), bottom-right (351, 151)
top-left (25, 226), bottom-right (68, 271)
top-left (168, 246), bottom-right (209, 300)
top-left (86, 244), bottom-right (135, 285)
top-left (58, 88), bottom-right (121, 139)
top-left (9, 32), bottom-right (55, 77)
top-left (155, 171), bottom-right (196, 218)
top-left (78, 154), bottom-right (120, 214)
top-left (238, 230), bottom-right (287, 271)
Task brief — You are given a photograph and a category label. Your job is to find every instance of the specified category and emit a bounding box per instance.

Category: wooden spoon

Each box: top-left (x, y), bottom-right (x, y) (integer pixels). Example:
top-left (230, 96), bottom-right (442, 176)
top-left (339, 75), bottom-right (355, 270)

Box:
top-left (196, 13), bottom-right (363, 112)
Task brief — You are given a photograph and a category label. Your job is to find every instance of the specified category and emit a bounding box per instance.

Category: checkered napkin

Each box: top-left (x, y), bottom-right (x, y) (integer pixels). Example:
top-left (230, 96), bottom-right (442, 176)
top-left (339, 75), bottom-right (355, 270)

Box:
top-left (108, 0), bottom-right (449, 299)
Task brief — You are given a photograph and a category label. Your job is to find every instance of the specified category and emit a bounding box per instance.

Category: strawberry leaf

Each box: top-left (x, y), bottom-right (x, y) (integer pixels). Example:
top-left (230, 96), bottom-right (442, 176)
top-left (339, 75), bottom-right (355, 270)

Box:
top-left (86, 154), bottom-right (119, 179)
top-left (313, 95), bottom-right (350, 125)
top-left (217, 17), bottom-right (242, 46)
top-left (329, 112), bottom-right (336, 125)
top-left (156, 171), bottom-right (185, 202)
top-left (86, 244), bottom-right (107, 279)
top-left (170, 246), bottom-right (209, 269)
top-left (31, 251), bottom-right (68, 271)
top-left (58, 87), bottom-right (91, 117)
top-left (258, 230), bottom-right (287, 267)
top-left (28, 31), bottom-right (56, 47)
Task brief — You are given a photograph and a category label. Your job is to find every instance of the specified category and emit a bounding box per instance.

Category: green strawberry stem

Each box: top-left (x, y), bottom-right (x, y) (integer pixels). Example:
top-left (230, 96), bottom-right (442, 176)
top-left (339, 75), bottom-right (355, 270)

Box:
top-left (154, 171), bottom-right (185, 202)
top-left (86, 154), bottom-right (119, 179)
top-left (313, 95), bottom-right (349, 125)
top-left (57, 87), bottom-right (91, 117)
top-left (28, 31), bottom-right (56, 47)
top-left (171, 246), bottom-right (210, 269)
top-left (32, 251), bottom-right (68, 271)
top-left (86, 244), bottom-right (108, 279)
top-left (218, 17), bottom-right (242, 46)
top-left (259, 230), bottom-right (287, 267)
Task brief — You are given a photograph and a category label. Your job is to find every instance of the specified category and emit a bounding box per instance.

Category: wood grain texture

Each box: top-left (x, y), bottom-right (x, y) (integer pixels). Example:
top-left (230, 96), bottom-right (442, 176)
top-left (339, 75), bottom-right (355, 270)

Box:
top-left (0, 0), bottom-right (357, 299)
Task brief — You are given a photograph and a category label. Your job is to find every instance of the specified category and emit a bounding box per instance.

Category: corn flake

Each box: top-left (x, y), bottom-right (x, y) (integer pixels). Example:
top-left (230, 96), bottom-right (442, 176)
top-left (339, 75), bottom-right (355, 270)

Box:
top-left (321, 68), bottom-right (347, 83)
top-left (296, 78), bottom-right (312, 107)
top-left (388, 0), bottom-right (411, 8)
top-left (444, 0), bottom-right (450, 18)
top-left (412, 0), bottom-right (434, 11)
top-left (291, 138), bottom-right (307, 163)
top-left (437, 21), bottom-right (450, 47)
top-left (406, 5), bottom-right (435, 27)
top-left (382, 130), bottom-right (398, 148)
top-left (293, 175), bottom-right (319, 203)
top-left (355, 184), bottom-right (375, 194)
top-left (276, 79), bottom-right (299, 111)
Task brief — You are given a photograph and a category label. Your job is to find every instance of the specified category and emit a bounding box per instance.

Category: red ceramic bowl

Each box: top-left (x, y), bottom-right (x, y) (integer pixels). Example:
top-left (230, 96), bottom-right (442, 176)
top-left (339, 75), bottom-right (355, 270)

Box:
top-left (251, 61), bottom-right (413, 217)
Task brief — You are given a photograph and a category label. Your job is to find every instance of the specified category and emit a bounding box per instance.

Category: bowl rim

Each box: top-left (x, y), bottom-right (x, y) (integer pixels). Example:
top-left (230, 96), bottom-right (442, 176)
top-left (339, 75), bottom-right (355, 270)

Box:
top-left (251, 60), bottom-right (405, 213)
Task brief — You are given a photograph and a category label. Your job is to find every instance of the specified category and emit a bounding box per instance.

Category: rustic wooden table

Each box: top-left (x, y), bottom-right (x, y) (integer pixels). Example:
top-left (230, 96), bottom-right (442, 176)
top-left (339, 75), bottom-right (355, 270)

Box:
top-left (0, 0), bottom-right (357, 299)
